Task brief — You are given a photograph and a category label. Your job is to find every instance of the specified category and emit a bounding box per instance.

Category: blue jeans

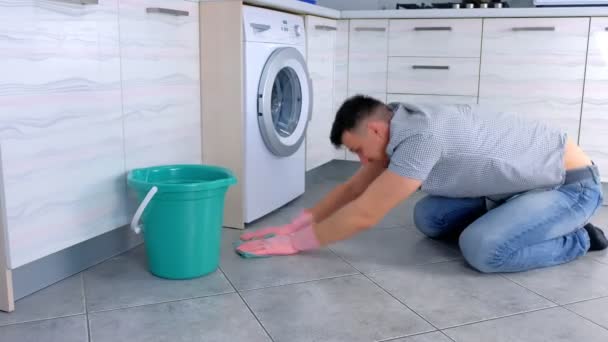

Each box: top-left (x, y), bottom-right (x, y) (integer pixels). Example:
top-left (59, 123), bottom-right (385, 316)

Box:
top-left (414, 164), bottom-right (604, 273)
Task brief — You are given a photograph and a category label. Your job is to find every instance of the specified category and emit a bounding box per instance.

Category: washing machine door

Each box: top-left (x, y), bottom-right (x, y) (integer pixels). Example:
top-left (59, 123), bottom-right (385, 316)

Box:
top-left (257, 47), bottom-right (312, 157)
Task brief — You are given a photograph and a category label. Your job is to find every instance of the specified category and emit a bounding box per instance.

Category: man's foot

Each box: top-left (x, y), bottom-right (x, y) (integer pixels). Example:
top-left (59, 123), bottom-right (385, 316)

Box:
top-left (584, 223), bottom-right (608, 251)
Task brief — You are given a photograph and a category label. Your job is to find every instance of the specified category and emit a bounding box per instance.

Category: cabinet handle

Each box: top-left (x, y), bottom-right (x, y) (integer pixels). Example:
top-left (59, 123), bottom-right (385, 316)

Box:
top-left (511, 26), bottom-right (555, 32)
top-left (412, 65), bottom-right (450, 70)
top-left (315, 25), bottom-right (337, 31)
top-left (50, 0), bottom-right (98, 4)
top-left (146, 8), bottom-right (189, 16)
top-left (250, 23), bottom-right (271, 32)
top-left (414, 26), bottom-right (452, 31)
top-left (354, 27), bottom-right (386, 32)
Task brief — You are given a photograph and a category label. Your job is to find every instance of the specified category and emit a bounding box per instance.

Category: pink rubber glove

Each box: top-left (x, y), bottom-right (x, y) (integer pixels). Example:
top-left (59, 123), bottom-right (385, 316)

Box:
top-left (235, 223), bottom-right (321, 257)
top-left (240, 210), bottom-right (313, 241)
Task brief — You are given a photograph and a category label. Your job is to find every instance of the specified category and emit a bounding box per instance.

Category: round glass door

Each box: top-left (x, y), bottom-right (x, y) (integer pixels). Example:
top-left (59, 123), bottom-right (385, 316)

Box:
top-left (271, 67), bottom-right (302, 138)
top-left (258, 47), bottom-right (312, 157)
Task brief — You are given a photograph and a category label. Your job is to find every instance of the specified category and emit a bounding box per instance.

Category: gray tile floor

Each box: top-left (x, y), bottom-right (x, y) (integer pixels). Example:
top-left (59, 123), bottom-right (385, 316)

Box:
top-left (1, 160), bottom-right (608, 342)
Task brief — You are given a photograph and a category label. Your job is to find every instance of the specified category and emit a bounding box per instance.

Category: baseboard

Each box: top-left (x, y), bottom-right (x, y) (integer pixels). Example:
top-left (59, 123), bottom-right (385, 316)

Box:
top-left (12, 225), bottom-right (142, 301)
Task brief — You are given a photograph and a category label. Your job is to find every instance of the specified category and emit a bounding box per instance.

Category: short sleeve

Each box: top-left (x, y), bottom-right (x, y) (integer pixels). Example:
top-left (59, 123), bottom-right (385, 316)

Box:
top-left (387, 132), bottom-right (442, 181)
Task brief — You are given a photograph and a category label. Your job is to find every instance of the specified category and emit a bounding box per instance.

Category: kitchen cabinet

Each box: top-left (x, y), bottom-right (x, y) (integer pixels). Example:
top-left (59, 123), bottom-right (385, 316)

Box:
top-left (580, 18), bottom-right (608, 185)
top-left (0, 0), bottom-right (128, 269)
top-left (348, 19), bottom-right (389, 99)
top-left (120, 0), bottom-right (201, 170)
top-left (305, 15), bottom-right (341, 171)
top-left (0, 0), bottom-right (202, 312)
top-left (479, 18), bottom-right (589, 142)
top-left (333, 20), bottom-right (349, 161)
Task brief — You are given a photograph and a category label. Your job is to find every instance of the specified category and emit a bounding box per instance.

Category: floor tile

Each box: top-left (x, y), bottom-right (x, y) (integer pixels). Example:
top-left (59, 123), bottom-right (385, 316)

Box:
top-left (220, 229), bottom-right (358, 291)
top-left (84, 246), bottom-right (234, 312)
top-left (329, 227), bottom-right (461, 274)
top-left (444, 307), bottom-right (608, 342)
top-left (241, 275), bottom-right (434, 342)
top-left (376, 191), bottom-right (425, 229)
top-left (386, 331), bottom-right (453, 342)
top-left (369, 261), bottom-right (555, 329)
top-left (505, 257), bottom-right (608, 304)
top-left (0, 315), bottom-right (88, 342)
top-left (0, 275), bottom-right (84, 326)
top-left (565, 296), bottom-right (608, 330)
top-left (88, 293), bottom-right (271, 342)
top-left (306, 160), bottom-right (359, 185)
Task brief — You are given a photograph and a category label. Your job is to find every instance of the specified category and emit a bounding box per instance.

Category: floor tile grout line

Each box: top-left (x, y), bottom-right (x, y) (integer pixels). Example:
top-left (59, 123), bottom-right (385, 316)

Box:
top-left (218, 269), bottom-right (276, 342)
top-left (561, 302), bottom-right (608, 332)
top-left (85, 290), bottom-right (237, 316)
top-left (0, 313), bottom-right (86, 328)
top-left (559, 293), bottom-right (608, 306)
top-left (234, 272), bottom-right (362, 294)
top-left (438, 306), bottom-right (557, 331)
top-left (376, 329), bottom-right (456, 342)
top-left (81, 274), bottom-right (92, 342)
top-left (497, 274), bottom-right (561, 306)
top-left (327, 248), bottom-right (442, 335)
top-left (439, 330), bottom-right (458, 342)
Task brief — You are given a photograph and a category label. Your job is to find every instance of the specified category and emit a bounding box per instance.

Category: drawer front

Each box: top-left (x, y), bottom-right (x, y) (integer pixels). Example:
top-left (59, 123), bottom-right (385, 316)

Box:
top-left (387, 94), bottom-right (477, 105)
top-left (389, 19), bottom-right (482, 58)
top-left (348, 19), bottom-right (388, 95)
top-left (580, 18), bottom-right (608, 183)
top-left (482, 18), bottom-right (589, 58)
top-left (388, 57), bottom-right (479, 96)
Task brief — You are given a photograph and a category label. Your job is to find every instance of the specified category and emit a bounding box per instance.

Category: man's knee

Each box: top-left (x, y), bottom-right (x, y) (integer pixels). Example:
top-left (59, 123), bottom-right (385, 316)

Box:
top-left (459, 228), bottom-right (505, 273)
top-left (414, 197), bottom-right (445, 238)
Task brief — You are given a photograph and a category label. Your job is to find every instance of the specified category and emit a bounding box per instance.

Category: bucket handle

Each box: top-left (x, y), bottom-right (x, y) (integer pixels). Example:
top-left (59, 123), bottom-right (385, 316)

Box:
top-left (130, 186), bottom-right (158, 234)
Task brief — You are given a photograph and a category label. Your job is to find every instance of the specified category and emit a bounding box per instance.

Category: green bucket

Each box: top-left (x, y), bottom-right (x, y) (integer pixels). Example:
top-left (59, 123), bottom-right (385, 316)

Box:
top-left (127, 164), bottom-right (236, 280)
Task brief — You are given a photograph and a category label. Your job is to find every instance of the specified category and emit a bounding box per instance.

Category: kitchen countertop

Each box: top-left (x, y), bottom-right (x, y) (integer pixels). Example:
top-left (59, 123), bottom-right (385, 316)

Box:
top-left (243, 0), bottom-right (340, 19)
top-left (341, 7), bottom-right (608, 19)
top-left (243, 0), bottom-right (608, 19)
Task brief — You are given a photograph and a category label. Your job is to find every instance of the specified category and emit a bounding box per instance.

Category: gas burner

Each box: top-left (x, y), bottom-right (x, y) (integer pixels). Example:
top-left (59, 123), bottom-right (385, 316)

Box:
top-left (395, 1), bottom-right (510, 9)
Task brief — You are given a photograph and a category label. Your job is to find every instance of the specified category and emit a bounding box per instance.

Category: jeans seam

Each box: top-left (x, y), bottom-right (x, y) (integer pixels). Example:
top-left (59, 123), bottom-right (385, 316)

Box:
top-left (488, 184), bottom-right (587, 270)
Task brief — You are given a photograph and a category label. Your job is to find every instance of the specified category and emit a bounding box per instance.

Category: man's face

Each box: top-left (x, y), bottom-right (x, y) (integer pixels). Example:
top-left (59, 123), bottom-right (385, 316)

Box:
top-left (342, 111), bottom-right (390, 165)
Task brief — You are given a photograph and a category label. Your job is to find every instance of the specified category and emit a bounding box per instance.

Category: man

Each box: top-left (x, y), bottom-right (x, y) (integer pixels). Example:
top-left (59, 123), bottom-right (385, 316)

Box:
top-left (236, 95), bottom-right (607, 273)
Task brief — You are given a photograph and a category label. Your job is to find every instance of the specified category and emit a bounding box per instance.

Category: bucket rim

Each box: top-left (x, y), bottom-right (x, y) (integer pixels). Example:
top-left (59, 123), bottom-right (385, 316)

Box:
top-left (127, 164), bottom-right (237, 193)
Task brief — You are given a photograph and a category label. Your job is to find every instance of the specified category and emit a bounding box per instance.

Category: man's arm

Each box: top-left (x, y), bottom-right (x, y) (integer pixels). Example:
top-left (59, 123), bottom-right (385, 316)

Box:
top-left (307, 160), bottom-right (386, 222)
top-left (314, 169), bottom-right (421, 245)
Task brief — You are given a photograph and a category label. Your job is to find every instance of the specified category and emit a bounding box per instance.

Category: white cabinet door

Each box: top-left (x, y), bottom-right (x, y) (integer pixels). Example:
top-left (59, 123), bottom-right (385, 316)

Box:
top-left (389, 19), bottom-right (482, 58)
top-left (120, 0), bottom-right (201, 170)
top-left (348, 19), bottom-right (388, 97)
top-left (479, 18), bottom-right (589, 142)
top-left (333, 20), bottom-right (349, 161)
top-left (0, 0), bottom-right (127, 268)
top-left (306, 16), bottom-right (339, 171)
top-left (580, 18), bottom-right (608, 184)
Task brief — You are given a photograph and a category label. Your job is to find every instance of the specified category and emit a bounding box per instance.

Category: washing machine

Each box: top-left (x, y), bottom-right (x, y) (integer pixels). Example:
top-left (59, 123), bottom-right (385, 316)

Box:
top-left (242, 5), bottom-right (313, 223)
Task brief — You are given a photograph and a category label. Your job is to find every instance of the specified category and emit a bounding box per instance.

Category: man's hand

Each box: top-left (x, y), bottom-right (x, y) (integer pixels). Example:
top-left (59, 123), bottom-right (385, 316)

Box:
top-left (235, 221), bottom-right (321, 258)
top-left (239, 210), bottom-right (313, 241)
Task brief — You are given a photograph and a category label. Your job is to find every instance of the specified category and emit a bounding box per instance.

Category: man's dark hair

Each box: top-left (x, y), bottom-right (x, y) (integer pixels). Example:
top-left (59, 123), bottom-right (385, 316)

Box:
top-left (329, 94), bottom-right (388, 147)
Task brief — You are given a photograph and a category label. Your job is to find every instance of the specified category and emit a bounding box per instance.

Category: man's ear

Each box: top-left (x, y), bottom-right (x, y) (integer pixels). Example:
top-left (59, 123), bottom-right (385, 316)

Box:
top-left (366, 120), bottom-right (386, 138)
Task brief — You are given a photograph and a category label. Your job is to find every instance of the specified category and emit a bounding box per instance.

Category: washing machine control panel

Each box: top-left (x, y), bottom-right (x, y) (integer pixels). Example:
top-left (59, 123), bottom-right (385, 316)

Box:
top-left (243, 5), bottom-right (306, 45)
